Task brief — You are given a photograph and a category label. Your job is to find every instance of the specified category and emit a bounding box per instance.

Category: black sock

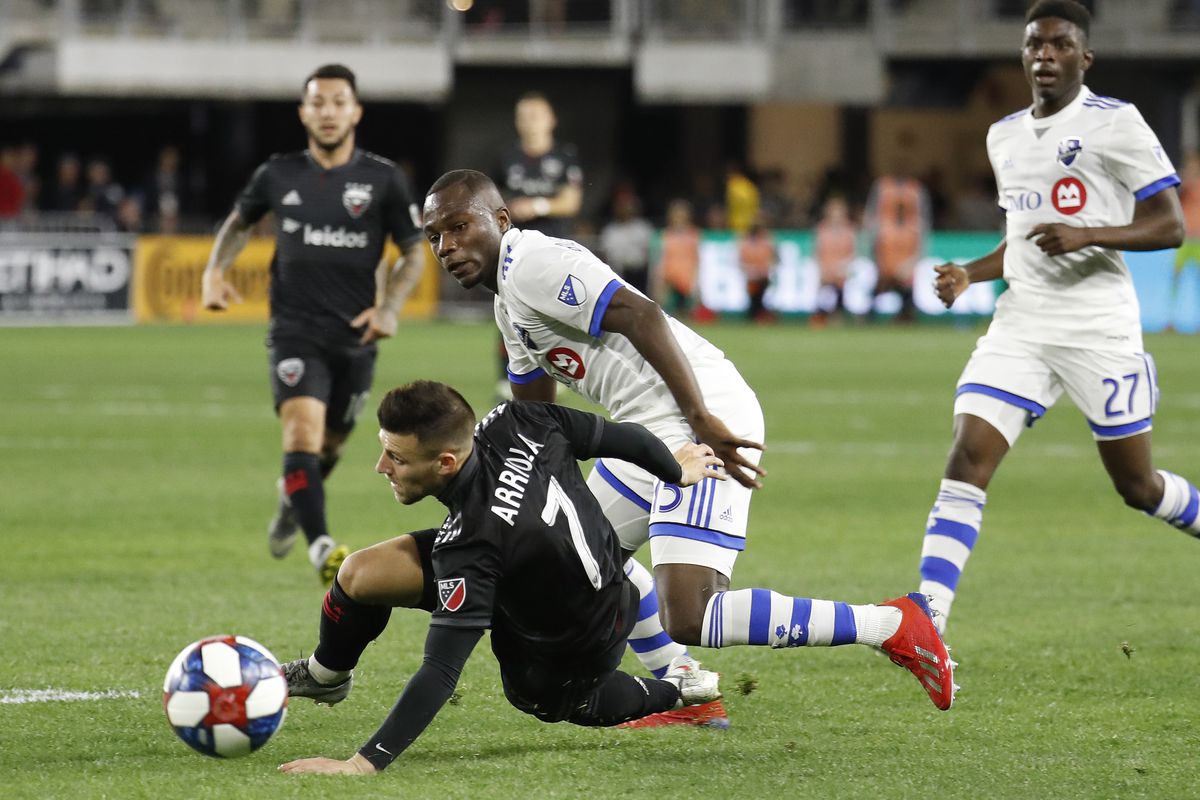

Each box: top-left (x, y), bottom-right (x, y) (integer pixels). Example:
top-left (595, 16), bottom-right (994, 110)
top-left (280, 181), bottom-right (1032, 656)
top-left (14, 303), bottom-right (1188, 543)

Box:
top-left (313, 579), bottom-right (392, 672)
top-left (283, 451), bottom-right (328, 547)
top-left (568, 672), bottom-right (680, 727)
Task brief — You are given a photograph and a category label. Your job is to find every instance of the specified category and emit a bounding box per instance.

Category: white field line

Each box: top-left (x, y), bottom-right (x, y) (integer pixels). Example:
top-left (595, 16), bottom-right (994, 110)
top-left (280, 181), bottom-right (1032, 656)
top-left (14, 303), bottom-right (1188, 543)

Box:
top-left (0, 688), bottom-right (142, 704)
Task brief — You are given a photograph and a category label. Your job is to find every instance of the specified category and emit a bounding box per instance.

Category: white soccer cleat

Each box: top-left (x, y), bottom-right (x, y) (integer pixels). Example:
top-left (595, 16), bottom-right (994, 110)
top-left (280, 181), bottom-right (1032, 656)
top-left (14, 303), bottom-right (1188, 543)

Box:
top-left (662, 655), bottom-right (722, 707)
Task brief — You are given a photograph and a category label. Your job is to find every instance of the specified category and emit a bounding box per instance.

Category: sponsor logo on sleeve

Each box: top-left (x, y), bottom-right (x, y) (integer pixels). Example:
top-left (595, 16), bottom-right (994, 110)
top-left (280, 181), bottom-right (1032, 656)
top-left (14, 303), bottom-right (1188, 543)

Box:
top-left (546, 346), bottom-right (585, 380)
top-left (342, 182), bottom-right (373, 218)
top-left (438, 578), bottom-right (466, 612)
top-left (276, 358), bottom-right (305, 387)
top-left (1056, 137), bottom-right (1083, 168)
top-left (1051, 177), bottom-right (1087, 215)
top-left (557, 275), bottom-right (586, 306)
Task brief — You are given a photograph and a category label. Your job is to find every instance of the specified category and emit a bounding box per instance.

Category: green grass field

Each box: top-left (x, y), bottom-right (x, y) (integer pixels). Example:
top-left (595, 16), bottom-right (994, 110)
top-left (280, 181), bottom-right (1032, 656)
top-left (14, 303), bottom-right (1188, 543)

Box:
top-left (3, 320), bottom-right (1198, 799)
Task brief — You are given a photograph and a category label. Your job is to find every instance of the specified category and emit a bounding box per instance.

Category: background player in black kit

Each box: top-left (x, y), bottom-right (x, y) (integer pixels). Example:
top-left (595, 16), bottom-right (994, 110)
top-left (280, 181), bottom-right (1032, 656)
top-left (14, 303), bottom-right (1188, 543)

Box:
top-left (200, 64), bottom-right (425, 587)
top-left (490, 91), bottom-right (583, 400)
top-left (276, 381), bottom-right (724, 775)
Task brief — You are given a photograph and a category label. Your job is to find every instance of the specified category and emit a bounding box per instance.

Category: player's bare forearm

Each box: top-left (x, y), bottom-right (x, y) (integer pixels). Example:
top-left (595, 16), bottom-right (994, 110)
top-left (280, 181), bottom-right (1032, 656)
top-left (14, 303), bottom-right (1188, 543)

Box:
top-left (934, 241), bottom-right (1004, 308)
top-left (601, 288), bottom-right (708, 420)
top-left (201, 211), bottom-right (251, 310)
top-left (602, 287), bottom-right (765, 488)
top-left (377, 243), bottom-right (426, 317)
top-left (1028, 189), bottom-right (1184, 255)
top-left (205, 210), bottom-right (252, 275)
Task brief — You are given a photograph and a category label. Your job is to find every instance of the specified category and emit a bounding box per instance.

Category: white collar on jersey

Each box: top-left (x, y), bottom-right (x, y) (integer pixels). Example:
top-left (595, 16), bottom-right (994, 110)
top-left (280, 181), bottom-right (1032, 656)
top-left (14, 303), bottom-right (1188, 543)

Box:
top-left (1022, 84), bottom-right (1091, 134)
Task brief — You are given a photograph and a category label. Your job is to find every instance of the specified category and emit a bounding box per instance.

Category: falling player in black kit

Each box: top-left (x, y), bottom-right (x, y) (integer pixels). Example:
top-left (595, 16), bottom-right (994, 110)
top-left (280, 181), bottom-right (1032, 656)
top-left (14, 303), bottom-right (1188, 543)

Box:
top-left (276, 381), bottom-right (724, 775)
top-left (200, 64), bottom-right (425, 586)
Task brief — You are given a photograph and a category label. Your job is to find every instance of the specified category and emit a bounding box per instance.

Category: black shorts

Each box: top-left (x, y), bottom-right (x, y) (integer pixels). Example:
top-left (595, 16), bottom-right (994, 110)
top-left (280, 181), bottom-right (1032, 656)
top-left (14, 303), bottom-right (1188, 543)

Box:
top-left (268, 337), bottom-right (377, 434)
top-left (490, 580), bottom-right (638, 723)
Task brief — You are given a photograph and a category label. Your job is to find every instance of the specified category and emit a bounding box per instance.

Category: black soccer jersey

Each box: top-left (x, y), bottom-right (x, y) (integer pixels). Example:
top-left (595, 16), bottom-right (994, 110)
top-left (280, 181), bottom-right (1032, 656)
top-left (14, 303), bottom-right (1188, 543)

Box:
top-left (429, 401), bottom-right (628, 658)
top-left (493, 142), bottom-right (582, 238)
top-left (236, 149), bottom-right (423, 346)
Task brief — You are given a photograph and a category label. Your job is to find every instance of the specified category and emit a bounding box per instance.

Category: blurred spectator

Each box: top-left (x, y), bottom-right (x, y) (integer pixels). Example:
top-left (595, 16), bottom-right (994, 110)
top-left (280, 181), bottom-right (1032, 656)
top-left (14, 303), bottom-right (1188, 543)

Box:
top-left (865, 143), bottom-right (930, 323)
top-left (812, 195), bottom-right (858, 327)
top-left (493, 92), bottom-right (582, 237)
top-left (13, 143), bottom-right (39, 214)
top-left (655, 199), bottom-right (702, 318)
top-left (44, 153), bottom-right (83, 212)
top-left (0, 147), bottom-right (25, 219)
top-left (689, 172), bottom-right (725, 230)
top-left (81, 157), bottom-right (125, 217)
top-left (142, 145), bottom-right (185, 232)
top-left (953, 173), bottom-right (1005, 231)
top-left (758, 166), bottom-right (798, 228)
top-left (737, 217), bottom-right (777, 323)
top-left (599, 188), bottom-right (654, 295)
top-left (115, 195), bottom-right (144, 233)
top-left (1170, 150), bottom-right (1200, 328)
top-left (725, 162), bottom-right (760, 233)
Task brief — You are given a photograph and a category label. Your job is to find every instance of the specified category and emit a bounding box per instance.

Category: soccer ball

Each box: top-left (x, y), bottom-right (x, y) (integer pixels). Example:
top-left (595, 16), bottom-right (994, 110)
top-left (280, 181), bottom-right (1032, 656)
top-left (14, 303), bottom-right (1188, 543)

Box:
top-left (163, 635), bottom-right (288, 758)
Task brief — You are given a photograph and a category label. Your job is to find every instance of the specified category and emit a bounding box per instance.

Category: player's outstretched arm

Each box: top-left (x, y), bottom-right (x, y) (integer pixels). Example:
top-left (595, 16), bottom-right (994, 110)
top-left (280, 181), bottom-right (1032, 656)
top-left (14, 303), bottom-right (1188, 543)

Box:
top-left (355, 241), bottom-right (428, 344)
top-left (200, 210), bottom-right (251, 310)
top-left (933, 241), bottom-right (1006, 309)
top-left (279, 625), bottom-right (482, 775)
top-left (600, 287), bottom-right (765, 489)
top-left (1026, 187), bottom-right (1184, 256)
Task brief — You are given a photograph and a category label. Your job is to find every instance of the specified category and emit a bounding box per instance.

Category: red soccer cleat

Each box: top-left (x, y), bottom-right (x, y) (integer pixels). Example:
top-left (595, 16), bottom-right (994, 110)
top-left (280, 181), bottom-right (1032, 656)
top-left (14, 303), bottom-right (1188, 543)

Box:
top-left (615, 699), bottom-right (731, 730)
top-left (880, 592), bottom-right (957, 710)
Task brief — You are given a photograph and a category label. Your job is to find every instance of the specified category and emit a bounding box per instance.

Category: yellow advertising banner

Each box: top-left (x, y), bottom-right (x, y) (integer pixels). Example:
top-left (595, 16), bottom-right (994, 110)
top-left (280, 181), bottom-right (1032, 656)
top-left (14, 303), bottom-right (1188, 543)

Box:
top-left (133, 236), bottom-right (439, 323)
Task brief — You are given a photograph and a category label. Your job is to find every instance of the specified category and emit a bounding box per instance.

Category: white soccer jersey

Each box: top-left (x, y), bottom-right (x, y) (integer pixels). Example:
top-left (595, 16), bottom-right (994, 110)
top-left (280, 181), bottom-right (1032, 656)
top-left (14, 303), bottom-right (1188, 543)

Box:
top-left (495, 228), bottom-right (740, 438)
top-left (986, 86), bottom-right (1179, 351)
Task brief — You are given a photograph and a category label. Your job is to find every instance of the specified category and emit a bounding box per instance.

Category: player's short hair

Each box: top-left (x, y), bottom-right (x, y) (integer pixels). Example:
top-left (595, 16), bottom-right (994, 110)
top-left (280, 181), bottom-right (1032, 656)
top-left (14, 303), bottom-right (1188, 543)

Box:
top-left (516, 90), bottom-right (552, 107)
top-left (1025, 0), bottom-right (1090, 39)
top-left (427, 169), bottom-right (499, 199)
top-left (378, 381), bottom-right (475, 453)
top-left (303, 64), bottom-right (358, 98)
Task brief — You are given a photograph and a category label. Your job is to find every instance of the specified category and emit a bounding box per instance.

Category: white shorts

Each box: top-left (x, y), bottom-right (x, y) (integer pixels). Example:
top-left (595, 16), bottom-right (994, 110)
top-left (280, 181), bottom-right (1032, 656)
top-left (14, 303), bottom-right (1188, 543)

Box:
top-left (954, 334), bottom-right (1159, 445)
top-left (585, 370), bottom-right (765, 578)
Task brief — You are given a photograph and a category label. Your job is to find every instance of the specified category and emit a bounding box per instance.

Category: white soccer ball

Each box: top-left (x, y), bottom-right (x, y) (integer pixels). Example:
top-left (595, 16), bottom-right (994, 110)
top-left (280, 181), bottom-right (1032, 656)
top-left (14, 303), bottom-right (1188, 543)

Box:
top-left (162, 635), bottom-right (287, 758)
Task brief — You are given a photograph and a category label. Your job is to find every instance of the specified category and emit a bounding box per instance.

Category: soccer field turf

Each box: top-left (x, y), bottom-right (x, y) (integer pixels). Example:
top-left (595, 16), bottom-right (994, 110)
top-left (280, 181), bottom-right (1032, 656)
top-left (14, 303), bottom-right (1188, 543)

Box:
top-left (3, 320), bottom-right (1198, 799)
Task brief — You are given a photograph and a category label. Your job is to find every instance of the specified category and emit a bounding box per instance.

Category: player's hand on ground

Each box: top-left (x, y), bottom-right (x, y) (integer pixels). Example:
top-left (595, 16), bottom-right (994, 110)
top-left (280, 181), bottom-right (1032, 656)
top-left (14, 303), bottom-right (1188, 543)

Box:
top-left (353, 306), bottom-right (398, 344)
top-left (200, 269), bottom-right (242, 311)
top-left (688, 413), bottom-right (765, 490)
top-left (932, 263), bottom-right (968, 308)
top-left (1026, 223), bottom-right (1091, 256)
top-left (673, 442), bottom-right (725, 487)
top-left (278, 753), bottom-right (377, 775)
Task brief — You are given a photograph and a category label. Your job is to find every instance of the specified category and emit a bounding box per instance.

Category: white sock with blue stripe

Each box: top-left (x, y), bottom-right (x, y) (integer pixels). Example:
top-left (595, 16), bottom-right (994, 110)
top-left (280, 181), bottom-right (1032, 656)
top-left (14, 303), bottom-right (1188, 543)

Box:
top-left (700, 589), bottom-right (900, 648)
top-left (919, 478), bottom-right (986, 629)
top-left (624, 558), bottom-right (688, 677)
top-left (1153, 470), bottom-right (1200, 536)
